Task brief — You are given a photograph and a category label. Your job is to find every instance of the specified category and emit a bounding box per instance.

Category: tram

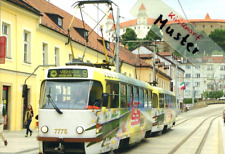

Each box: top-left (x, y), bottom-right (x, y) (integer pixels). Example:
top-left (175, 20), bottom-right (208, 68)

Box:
top-left (37, 65), bottom-right (154, 154)
top-left (151, 86), bottom-right (176, 133)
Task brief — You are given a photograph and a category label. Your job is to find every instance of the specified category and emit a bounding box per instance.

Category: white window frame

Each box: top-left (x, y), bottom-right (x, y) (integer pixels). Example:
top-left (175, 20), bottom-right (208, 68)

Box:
top-left (23, 30), bottom-right (32, 64)
top-left (54, 46), bottom-right (60, 66)
top-left (207, 65), bottom-right (213, 70)
top-left (42, 42), bottom-right (48, 65)
top-left (195, 82), bottom-right (200, 87)
top-left (185, 73), bottom-right (191, 78)
top-left (196, 73), bottom-right (200, 78)
top-left (1, 21), bottom-right (12, 59)
top-left (58, 18), bottom-right (62, 27)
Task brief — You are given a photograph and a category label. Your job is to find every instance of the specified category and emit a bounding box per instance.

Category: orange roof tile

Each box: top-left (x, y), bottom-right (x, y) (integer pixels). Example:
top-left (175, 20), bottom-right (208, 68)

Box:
top-left (205, 13), bottom-right (211, 20)
top-left (158, 52), bottom-right (172, 56)
top-left (108, 13), bottom-right (113, 19)
top-left (120, 19), bottom-right (137, 28)
top-left (139, 4), bottom-right (146, 10)
top-left (6, 0), bottom-right (41, 16)
top-left (139, 54), bottom-right (153, 58)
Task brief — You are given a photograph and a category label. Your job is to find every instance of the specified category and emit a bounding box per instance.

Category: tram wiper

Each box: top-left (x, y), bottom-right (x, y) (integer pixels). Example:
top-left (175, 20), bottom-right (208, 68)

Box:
top-left (47, 88), bottom-right (63, 114)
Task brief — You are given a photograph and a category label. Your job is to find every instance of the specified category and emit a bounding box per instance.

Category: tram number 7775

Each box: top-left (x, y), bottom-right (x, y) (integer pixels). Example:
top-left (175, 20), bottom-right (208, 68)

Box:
top-left (54, 129), bottom-right (67, 134)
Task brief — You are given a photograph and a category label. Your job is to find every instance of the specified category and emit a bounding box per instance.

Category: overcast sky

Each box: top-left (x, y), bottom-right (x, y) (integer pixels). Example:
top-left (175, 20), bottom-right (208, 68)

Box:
top-left (50, 0), bottom-right (225, 21)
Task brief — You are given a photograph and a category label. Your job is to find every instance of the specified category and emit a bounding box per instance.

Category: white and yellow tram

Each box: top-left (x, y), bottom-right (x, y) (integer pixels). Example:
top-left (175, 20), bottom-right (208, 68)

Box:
top-left (38, 65), bottom-right (154, 154)
top-left (151, 86), bottom-right (176, 133)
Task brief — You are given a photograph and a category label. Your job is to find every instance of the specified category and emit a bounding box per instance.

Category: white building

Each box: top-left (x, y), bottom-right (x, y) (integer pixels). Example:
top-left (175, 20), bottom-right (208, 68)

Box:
top-left (105, 4), bottom-right (156, 41)
top-left (180, 55), bottom-right (225, 99)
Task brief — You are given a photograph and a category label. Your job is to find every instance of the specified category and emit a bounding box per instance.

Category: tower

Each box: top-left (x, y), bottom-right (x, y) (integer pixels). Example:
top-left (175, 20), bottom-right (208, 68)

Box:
top-left (137, 4), bottom-right (147, 25)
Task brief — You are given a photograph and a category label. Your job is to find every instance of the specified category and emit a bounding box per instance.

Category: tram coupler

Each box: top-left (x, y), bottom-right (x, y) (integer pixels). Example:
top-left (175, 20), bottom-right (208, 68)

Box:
top-left (54, 142), bottom-right (64, 154)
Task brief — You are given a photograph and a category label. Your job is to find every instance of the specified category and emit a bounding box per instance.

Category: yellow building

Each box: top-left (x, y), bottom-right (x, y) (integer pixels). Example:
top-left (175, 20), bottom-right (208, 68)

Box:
top-left (0, 0), bottom-right (171, 130)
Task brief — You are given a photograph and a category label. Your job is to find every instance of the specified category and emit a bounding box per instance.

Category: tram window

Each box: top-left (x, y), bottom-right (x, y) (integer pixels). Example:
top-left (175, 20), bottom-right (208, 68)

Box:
top-left (172, 96), bottom-right (176, 108)
top-left (89, 81), bottom-right (103, 108)
top-left (148, 90), bottom-right (152, 108)
top-left (127, 85), bottom-right (133, 109)
top-left (165, 94), bottom-right (170, 108)
top-left (41, 80), bottom-right (101, 110)
top-left (120, 83), bottom-right (127, 108)
top-left (159, 94), bottom-right (165, 108)
top-left (152, 93), bottom-right (158, 108)
top-left (106, 82), bottom-right (119, 108)
top-left (133, 87), bottom-right (139, 103)
top-left (144, 90), bottom-right (148, 108)
top-left (139, 88), bottom-right (144, 108)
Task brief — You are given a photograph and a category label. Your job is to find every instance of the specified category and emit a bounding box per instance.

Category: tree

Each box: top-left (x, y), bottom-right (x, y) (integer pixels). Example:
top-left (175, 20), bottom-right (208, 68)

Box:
top-left (203, 90), bottom-right (224, 99)
top-left (121, 28), bottom-right (139, 50)
top-left (144, 25), bottom-right (162, 41)
top-left (209, 29), bottom-right (225, 52)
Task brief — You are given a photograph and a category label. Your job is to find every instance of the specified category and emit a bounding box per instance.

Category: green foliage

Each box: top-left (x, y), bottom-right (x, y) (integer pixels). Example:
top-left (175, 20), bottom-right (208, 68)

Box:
top-left (121, 28), bottom-right (139, 50)
top-left (144, 25), bottom-right (162, 41)
top-left (174, 50), bottom-right (182, 57)
top-left (209, 29), bottom-right (225, 52)
top-left (121, 28), bottom-right (137, 41)
top-left (203, 90), bottom-right (224, 99)
top-left (183, 98), bottom-right (197, 104)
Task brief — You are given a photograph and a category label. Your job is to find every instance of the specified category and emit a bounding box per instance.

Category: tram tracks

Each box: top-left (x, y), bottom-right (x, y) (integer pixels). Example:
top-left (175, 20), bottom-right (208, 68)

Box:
top-left (175, 107), bottom-right (224, 126)
top-left (168, 113), bottom-right (222, 154)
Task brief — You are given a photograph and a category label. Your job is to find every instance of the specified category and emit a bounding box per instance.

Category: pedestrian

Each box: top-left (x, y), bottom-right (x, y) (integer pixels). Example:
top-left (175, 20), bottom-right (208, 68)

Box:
top-left (0, 101), bottom-right (8, 146)
top-left (24, 104), bottom-right (33, 137)
top-left (223, 108), bottom-right (225, 125)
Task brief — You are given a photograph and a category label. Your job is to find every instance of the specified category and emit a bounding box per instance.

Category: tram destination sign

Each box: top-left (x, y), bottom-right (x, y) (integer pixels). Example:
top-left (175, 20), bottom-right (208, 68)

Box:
top-left (48, 69), bottom-right (88, 78)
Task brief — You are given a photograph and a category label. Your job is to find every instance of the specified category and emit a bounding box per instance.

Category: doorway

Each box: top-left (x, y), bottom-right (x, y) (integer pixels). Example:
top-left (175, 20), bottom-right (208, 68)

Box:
top-left (23, 88), bottom-right (30, 128)
top-left (2, 86), bottom-right (9, 130)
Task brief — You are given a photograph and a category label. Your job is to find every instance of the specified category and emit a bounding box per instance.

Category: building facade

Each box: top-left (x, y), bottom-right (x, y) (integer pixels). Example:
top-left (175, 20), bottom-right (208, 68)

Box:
top-left (132, 45), bottom-right (185, 103)
top-left (180, 55), bottom-right (225, 100)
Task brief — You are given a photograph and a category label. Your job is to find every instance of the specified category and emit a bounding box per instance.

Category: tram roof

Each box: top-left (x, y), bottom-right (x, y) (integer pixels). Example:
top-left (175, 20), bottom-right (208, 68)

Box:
top-left (152, 86), bottom-right (175, 96)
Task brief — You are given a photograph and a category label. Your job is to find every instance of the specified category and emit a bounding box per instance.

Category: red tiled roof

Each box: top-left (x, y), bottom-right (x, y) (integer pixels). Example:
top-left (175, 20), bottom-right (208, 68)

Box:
top-left (158, 52), bottom-right (172, 56)
top-left (157, 62), bottom-right (165, 66)
top-left (108, 13), bottom-right (113, 19)
top-left (205, 56), bottom-right (225, 63)
top-left (205, 13), bottom-right (211, 20)
top-left (155, 58), bottom-right (160, 63)
top-left (6, 0), bottom-right (41, 16)
top-left (185, 13), bottom-right (225, 23)
top-left (139, 4), bottom-right (146, 10)
top-left (118, 13), bottom-right (225, 30)
top-left (138, 54), bottom-right (153, 59)
top-left (164, 65), bottom-right (169, 69)
top-left (120, 19), bottom-right (137, 28)
top-left (118, 45), bottom-right (150, 66)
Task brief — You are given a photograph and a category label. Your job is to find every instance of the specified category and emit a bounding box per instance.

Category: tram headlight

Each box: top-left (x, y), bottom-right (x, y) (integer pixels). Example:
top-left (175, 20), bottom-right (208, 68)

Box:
top-left (76, 126), bottom-right (84, 134)
top-left (41, 125), bottom-right (49, 133)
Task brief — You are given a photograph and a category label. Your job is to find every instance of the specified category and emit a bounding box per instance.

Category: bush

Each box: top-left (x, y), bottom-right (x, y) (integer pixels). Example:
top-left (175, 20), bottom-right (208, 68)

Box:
top-left (203, 90), bottom-right (224, 99)
top-left (183, 98), bottom-right (197, 104)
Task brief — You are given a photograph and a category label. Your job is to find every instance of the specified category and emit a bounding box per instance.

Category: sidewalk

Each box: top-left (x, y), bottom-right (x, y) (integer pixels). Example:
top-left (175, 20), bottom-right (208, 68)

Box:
top-left (0, 129), bottom-right (39, 154)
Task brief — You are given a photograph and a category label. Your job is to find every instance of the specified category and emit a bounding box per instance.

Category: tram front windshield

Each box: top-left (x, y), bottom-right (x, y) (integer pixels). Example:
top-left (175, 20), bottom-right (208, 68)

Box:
top-left (40, 80), bottom-right (103, 109)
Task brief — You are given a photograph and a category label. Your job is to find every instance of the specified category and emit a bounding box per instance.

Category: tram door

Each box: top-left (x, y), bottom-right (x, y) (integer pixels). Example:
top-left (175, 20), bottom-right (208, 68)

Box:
top-left (2, 86), bottom-right (9, 130)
